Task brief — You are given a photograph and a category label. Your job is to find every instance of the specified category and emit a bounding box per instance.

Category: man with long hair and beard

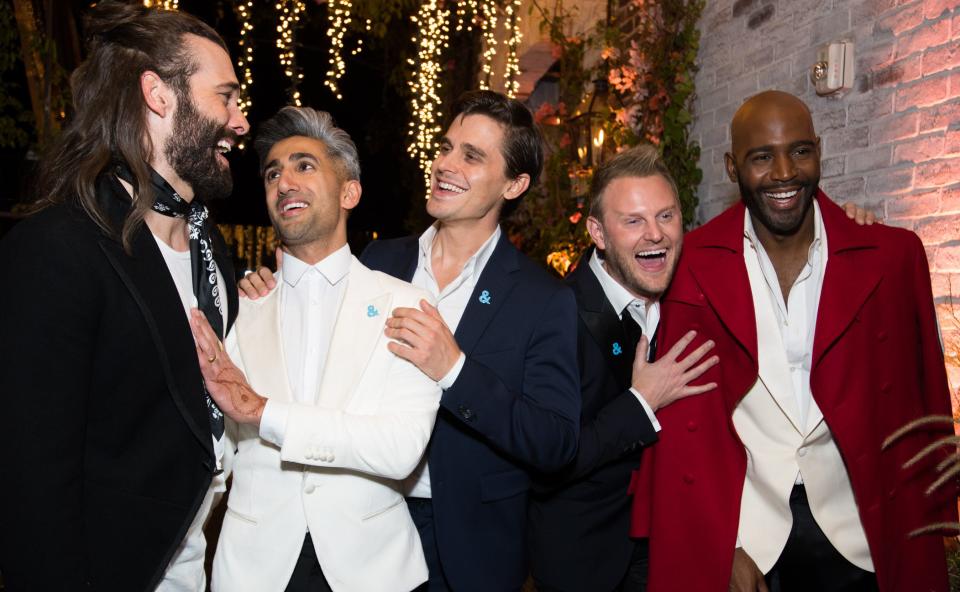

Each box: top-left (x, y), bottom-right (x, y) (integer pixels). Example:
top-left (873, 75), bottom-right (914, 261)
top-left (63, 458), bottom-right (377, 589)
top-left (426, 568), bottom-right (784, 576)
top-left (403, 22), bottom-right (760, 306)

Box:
top-left (0, 2), bottom-right (248, 591)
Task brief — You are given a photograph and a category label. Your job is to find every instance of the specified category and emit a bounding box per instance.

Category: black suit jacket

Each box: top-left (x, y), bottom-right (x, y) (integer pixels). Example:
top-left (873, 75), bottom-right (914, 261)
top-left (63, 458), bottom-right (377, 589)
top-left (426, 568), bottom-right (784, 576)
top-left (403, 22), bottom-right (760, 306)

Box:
top-left (362, 232), bottom-right (581, 592)
top-left (529, 247), bottom-right (658, 592)
top-left (0, 175), bottom-right (238, 591)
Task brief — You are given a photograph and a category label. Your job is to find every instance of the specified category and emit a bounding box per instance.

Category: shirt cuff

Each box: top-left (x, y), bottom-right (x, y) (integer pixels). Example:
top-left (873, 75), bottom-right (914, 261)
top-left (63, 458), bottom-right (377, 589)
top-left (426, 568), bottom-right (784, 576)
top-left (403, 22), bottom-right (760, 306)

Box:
top-left (259, 400), bottom-right (290, 447)
top-left (629, 387), bottom-right (662, 432)
top-left (438, 352), bottom-right (467, 390)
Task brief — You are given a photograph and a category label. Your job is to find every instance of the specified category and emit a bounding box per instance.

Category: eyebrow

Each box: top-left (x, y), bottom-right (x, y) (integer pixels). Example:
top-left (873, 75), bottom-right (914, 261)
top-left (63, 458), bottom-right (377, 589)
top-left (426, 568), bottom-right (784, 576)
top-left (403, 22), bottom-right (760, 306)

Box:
top-left (216, 82), bottom-right (241, 93)
top-left (461, 142), bottom-right (487, 158)
top-left (263, 152), bottom-right (320, 173)
top-left (743, 139), bottom-right (816, 158)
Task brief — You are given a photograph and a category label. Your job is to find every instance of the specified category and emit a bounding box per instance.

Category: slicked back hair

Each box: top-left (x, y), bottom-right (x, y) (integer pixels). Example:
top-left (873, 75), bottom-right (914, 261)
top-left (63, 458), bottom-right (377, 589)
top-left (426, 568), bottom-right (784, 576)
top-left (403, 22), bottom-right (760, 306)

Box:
top-left (448, 90), bottom-right (544, 218)
top-left (34, 0), bottom-right (227, 253)
top-left (254, 106), bottom-right (360, 183)
top-left (588, 144), bottom-right (679, 221)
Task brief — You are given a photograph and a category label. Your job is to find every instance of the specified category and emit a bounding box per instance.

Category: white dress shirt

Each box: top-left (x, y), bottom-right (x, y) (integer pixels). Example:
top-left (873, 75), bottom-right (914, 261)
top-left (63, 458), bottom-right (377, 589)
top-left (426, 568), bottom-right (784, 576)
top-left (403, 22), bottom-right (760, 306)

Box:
top-left (403, 223), bottom-right (501, 498)
top-left (588, 250), bottom-right (661, 432)
top-left (258, 244), bottom-right (352, 447)
top-left (743, 202), bottom-right (827, 447)
top-left (152, 235), bottom-right (229, 592)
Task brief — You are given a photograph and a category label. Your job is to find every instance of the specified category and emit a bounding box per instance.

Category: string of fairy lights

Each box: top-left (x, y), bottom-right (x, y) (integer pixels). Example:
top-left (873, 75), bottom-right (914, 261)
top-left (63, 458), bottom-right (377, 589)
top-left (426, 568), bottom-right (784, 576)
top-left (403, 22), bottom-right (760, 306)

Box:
top-left (235, 0), bottom-right (255, 115)
top-left (407, 0), bottom-right (451, 192)
top-left (276, 0), bottom-right (306, 106)
top-left (142, 0), bottom-right (179, 9)
top-left (408, 0), bottom-right (523, 191)
top-left (141, 0), bottom-right (523, 177)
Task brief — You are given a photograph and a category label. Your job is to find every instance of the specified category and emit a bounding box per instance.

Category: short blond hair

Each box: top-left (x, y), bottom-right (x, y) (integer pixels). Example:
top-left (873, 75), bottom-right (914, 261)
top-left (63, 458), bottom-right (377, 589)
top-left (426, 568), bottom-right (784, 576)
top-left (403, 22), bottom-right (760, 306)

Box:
top-left (588, 144), bottom-right (679, 220)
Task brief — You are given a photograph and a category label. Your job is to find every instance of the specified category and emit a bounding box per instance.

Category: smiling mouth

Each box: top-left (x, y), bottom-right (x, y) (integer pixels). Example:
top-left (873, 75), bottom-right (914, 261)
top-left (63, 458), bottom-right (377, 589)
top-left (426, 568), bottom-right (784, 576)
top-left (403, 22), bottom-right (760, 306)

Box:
top-left (435, 180), bottom-right (466, 195)
top-left (635, 248), bottom-right (667, 270)
top-left (278, 200), bottom-right (308, 217)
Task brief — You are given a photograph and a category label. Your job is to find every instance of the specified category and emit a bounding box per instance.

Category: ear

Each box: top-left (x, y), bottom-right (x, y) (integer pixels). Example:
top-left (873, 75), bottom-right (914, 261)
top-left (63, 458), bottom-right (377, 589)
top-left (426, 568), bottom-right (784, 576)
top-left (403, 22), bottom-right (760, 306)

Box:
top-left (340, 179), bottom-right (362, 211)
top-left (723, 152), bottom-right (738, 183)
top-left (586, 215), bottom-right (606, 251)
top-left (141, 70), bottom-right (174, 118)
top-left (502, 173), bottom-right (531, 201)
top-left (815, 136), bottom-right (822, 157)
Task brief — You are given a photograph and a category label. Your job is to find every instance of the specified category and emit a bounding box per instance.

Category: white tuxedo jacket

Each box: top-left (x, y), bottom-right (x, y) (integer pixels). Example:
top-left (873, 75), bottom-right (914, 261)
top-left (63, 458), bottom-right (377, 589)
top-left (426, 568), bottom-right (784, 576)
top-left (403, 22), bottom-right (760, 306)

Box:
top-left (212, 257), bottom-right (441, 592)
top-left (732, 239), bottom-right (870, 573)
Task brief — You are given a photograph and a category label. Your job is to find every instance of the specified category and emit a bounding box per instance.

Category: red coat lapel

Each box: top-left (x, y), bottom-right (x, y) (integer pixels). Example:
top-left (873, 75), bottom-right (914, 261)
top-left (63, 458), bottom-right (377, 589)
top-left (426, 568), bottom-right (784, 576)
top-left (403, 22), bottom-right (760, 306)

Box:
top-left (812, 192), bottom-right (883, 371)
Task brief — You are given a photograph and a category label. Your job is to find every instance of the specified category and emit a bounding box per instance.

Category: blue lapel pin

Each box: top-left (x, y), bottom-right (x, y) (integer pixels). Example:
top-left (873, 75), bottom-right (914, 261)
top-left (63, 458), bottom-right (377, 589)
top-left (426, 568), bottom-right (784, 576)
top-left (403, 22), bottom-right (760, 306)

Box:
top-left (478, 290), bottom-right (492, 305)
top-left (612, 342), bottom-right (622, 356)
top-left (367, 305), bottom-right (379, 318)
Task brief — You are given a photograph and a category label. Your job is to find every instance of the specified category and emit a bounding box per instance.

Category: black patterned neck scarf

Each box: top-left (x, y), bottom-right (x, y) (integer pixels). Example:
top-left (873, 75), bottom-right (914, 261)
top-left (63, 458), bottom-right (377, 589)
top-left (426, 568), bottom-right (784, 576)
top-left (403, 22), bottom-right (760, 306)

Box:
top-left (116, 163), bottom-right (225, 439)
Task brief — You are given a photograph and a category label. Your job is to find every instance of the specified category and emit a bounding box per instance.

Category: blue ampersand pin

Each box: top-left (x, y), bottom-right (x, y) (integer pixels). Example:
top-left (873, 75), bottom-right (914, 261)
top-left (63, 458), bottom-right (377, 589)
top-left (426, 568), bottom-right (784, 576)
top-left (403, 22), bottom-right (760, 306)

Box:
top-left (612, 342), bottom-right (623, 356)
top-left (367, 305), bottom-right (379, 317)
top-left (478, 290), bottom-right (492, 305)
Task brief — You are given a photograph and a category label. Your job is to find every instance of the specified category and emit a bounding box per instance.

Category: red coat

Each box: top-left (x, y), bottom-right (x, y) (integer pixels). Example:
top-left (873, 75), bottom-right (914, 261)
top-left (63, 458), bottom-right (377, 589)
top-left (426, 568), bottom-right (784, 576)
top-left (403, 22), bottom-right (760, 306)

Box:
top-left (630, 192), bottom-right (955, 591)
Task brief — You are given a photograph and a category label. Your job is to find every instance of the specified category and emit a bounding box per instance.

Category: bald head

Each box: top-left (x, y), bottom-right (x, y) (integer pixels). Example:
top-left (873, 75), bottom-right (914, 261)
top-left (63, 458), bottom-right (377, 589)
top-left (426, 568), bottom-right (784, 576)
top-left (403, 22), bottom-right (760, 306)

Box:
top-left (730, 91), bottom-right (816, 154)
top-left (724, 90), bottom-right (821, 237)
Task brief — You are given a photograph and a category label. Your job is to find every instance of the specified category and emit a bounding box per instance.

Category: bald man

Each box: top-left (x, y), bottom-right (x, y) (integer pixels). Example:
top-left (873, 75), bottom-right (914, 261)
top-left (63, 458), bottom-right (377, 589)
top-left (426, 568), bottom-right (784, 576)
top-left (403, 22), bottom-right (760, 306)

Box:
top-left (629, 91), bottom-right (954, 592)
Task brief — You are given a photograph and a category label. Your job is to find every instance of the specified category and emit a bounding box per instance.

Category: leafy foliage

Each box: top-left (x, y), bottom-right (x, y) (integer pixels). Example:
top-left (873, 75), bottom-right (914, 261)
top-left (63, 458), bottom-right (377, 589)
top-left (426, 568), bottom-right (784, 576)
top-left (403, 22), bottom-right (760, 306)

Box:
top-left (506, 0), bottom-right (704, 276)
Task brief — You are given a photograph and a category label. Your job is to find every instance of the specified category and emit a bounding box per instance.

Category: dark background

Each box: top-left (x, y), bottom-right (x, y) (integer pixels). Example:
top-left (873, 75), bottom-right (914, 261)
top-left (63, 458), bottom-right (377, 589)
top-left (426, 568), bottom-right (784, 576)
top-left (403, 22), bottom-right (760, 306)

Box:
top-left (0, 0), bottom-right (483, 244)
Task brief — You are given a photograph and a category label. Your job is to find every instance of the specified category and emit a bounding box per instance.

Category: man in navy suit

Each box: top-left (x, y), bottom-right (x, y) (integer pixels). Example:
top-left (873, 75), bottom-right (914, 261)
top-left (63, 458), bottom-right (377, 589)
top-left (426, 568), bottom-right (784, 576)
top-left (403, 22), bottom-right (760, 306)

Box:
top-left (238, 90), bottom-right (579, 591)
top-left (361, 90), bottom-right (580, 591)
top-left (528, 145), bottom-right (719, 592)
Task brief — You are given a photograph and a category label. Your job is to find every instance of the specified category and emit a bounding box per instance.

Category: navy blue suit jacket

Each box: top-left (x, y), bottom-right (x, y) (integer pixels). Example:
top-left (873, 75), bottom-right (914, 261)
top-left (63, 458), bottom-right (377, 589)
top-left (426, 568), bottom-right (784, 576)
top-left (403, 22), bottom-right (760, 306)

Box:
top-left (529, 247), bottom-right (657, 592)
top-left (362, 231), bottom-right (580, 592)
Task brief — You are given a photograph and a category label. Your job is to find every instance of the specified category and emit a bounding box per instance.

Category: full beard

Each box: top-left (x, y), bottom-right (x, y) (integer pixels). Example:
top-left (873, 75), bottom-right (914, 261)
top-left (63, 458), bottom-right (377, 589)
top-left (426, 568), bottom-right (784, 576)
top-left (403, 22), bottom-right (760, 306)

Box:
top-left (165, 93), bottom-right (234, 201)
top-left (602, 245), bottom-right (673, 302)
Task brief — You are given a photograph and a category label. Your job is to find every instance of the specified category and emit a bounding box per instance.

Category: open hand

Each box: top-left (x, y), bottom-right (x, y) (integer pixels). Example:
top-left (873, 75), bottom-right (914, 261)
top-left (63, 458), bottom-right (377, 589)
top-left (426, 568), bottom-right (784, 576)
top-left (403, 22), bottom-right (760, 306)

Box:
top-left (632, 330), bottom-right (718, 411)
top-left (190, 309), bottom-right (265, 425)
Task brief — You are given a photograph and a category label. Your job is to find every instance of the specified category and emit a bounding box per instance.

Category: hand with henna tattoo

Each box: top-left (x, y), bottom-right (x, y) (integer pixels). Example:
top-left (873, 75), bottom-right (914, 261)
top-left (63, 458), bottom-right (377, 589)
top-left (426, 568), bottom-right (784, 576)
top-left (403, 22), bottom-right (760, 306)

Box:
top-left (190, 309), bottom-right (266, 426)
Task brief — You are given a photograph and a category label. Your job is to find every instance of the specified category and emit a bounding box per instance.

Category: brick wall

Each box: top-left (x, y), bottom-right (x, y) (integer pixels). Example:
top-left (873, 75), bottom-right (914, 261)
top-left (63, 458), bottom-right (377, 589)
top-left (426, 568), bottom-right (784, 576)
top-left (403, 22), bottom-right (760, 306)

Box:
top-left (690, 0), bottom-right (960, 388)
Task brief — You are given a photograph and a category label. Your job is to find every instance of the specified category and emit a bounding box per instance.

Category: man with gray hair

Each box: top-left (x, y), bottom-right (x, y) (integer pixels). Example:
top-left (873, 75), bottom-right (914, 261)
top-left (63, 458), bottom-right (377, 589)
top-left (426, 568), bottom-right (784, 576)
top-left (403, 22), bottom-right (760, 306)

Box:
top-left (188, 105), bottom-right (442, 592)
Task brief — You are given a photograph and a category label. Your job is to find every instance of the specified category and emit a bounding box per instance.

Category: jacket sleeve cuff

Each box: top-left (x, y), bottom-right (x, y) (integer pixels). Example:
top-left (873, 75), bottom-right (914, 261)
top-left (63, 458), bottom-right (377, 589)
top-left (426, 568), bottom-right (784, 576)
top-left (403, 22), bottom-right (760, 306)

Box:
top-left (629, 388), bottom-right (662, 432)
top-left (438, 352), bottom-right (467, 390)
top-left (259, 400), bottom-right (290, 447)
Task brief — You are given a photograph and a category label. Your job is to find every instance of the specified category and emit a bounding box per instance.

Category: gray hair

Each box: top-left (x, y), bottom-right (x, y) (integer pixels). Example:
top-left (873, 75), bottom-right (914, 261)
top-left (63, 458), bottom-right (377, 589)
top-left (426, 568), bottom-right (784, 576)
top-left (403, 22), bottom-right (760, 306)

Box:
top-left (254, 106), bottom-right (361, 181)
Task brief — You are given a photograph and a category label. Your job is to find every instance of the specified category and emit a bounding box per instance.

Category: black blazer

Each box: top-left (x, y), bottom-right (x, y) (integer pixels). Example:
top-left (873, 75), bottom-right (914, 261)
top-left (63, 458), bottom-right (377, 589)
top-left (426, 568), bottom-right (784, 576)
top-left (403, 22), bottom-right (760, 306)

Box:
top-left (529, 247), bottom-right (658, 592)
top-left (0, 175), bottom-right (238, 591)
top-left (362, 232), bottom-right (581, 592)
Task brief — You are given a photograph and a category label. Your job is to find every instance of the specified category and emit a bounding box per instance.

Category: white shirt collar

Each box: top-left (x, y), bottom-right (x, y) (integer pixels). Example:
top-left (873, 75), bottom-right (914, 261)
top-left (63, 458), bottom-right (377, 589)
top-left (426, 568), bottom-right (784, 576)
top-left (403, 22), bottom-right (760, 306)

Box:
top-left (588, 248), bottom-right (658, 326)
top-left (282, 243), bottom-right (352, 288)
top-left (743, 199), bottom-right (825, 263)
top-left (417, 222), bottom-right (501, 286)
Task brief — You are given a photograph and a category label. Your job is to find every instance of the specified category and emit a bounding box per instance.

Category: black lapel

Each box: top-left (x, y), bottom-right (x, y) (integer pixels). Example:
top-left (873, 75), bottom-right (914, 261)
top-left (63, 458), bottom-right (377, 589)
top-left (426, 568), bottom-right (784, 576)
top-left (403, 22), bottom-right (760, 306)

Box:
top-left (453, 233), bottom-right (520, 355)
top-left (97, 176), bottom-right (214, 461)
top-left (396, 236), bottom-right (420, 282)
top-left (568, 248), bottom-right (634, 387)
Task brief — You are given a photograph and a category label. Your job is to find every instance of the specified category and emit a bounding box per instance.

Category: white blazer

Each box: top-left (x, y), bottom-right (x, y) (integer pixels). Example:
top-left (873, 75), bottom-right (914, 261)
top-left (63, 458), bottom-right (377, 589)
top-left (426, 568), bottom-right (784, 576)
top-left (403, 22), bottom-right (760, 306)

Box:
top-left (212, 257), bottom-right (441, 592)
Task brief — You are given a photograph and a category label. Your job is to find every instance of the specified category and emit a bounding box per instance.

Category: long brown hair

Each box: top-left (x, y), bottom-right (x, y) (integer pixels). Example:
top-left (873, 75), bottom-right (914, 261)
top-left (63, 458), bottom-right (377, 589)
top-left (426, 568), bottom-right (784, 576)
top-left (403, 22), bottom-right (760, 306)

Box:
top-left (33, 1), bottom-right (226, 252)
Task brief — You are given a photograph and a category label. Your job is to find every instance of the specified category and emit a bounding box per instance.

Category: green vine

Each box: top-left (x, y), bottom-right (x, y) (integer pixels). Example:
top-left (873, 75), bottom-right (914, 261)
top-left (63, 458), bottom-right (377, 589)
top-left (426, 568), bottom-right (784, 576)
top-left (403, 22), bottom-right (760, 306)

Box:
top-left (506, 0), bottom-right (704, 276)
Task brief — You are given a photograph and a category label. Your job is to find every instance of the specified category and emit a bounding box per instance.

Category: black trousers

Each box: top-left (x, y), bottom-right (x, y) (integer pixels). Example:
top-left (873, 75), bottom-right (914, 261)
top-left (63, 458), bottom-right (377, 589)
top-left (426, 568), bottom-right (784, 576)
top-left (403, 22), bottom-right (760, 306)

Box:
top-left (534, 539), bottom-right (648, 592)
top-left (285, 533), bottom-right (333, 592)
top-left (765, 485), bottom-right (879, 592)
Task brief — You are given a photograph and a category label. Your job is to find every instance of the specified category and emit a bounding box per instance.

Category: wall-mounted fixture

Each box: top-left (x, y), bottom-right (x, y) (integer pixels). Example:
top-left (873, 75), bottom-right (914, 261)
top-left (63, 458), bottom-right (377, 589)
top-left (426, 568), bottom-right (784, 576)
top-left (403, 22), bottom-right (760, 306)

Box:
top-left (811, 41), bottom-right (854, 96)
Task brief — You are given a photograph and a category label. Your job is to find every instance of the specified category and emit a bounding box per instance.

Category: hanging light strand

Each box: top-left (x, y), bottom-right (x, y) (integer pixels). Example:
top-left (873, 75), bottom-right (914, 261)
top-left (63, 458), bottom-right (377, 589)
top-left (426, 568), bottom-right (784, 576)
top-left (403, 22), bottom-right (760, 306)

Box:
top-left (476, 0), bottom-right (498, 90)
top-left (143, 0), bottom-right (179, 9)
top-left (235, 0), bottom-right (254, 115)
top-left (324, 0), bottom-right (355, 100)
top-left (276, 0), bottom-right (306, 106)
top-left (407, 0), bottom-right (450, 193)
top-left (502, 0), bottom-right (522, 98)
